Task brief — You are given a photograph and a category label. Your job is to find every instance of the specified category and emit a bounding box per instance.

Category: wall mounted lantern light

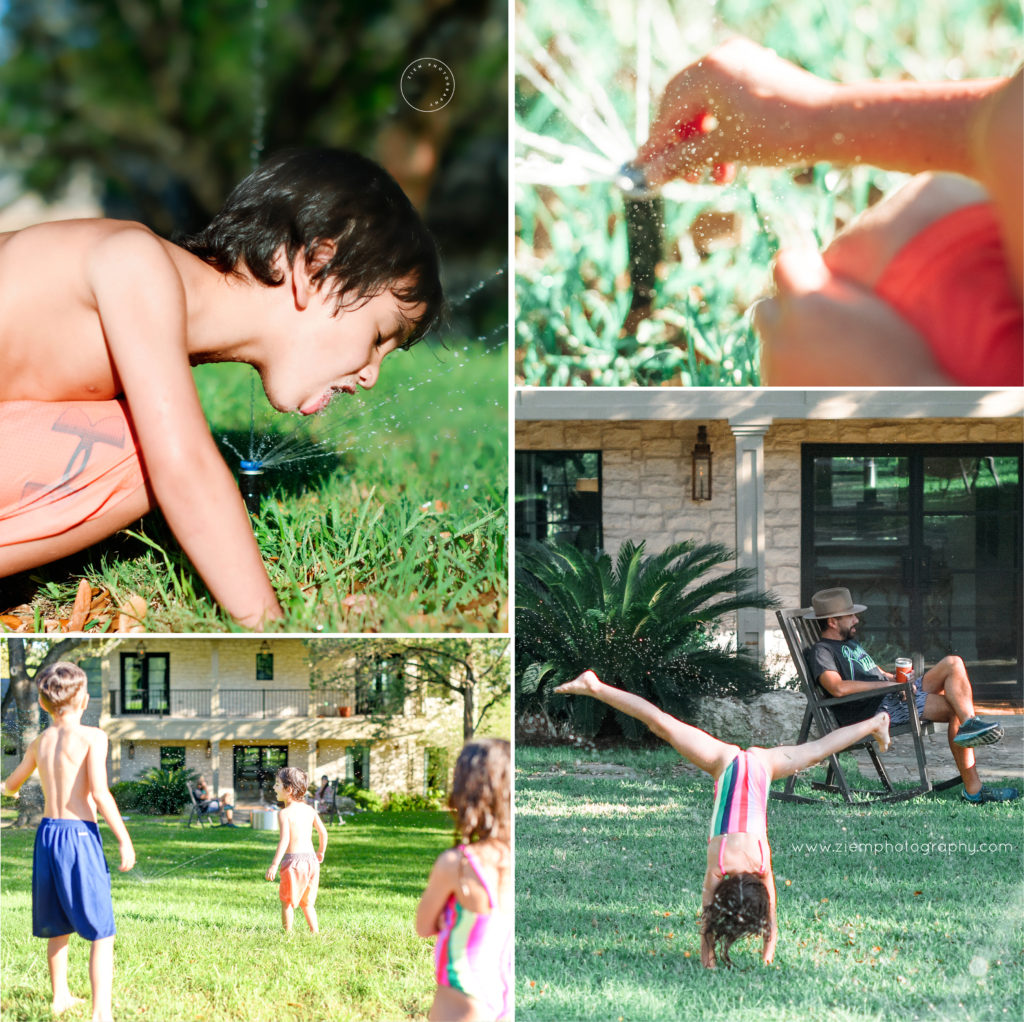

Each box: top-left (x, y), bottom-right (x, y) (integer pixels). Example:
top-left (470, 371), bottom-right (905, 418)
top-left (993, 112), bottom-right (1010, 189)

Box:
top-left (128, 741), bottom-right (135, 760)
top-left (692, 425), bottom-right (712, 501)
top-left (205, 741), bottom-right (212, 759)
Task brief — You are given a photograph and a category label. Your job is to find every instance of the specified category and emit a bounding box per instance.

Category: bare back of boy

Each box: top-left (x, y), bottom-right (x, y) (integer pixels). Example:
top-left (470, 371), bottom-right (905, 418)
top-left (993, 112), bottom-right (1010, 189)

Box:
top-left (32, 721), bottom-right (109, 822)
top-left (0, 220), bottom-right (187, 403)
top-left (278, 800), bottom-right (320, 854)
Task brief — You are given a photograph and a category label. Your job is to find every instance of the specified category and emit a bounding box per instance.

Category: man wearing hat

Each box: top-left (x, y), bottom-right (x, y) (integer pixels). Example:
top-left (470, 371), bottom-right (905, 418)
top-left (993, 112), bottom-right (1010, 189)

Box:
top-left (806, 587), bottom-right (1018, 804)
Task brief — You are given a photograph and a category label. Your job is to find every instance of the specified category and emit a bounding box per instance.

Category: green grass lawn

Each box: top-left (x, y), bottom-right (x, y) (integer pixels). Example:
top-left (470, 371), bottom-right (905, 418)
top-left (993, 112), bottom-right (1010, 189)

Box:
top-left (1, 811), bottom-right (454, 1021)
top-left (2, 339), bottom-right (507, 632)
top-left (515, 745), bottom-right (1023, 1021)
top-left (516, 0), bottom-right (1022, 386)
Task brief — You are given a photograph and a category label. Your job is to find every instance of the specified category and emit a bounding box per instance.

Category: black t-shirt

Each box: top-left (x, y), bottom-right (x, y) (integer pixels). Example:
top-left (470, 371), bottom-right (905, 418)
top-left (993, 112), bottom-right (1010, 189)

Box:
top-left (806, 637), bottom-right (887, 725)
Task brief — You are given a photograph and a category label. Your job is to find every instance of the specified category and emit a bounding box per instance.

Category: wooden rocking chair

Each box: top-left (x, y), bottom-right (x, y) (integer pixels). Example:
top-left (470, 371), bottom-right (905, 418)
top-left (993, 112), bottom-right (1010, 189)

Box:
top-left (772, 607), bottom-right (959, 804)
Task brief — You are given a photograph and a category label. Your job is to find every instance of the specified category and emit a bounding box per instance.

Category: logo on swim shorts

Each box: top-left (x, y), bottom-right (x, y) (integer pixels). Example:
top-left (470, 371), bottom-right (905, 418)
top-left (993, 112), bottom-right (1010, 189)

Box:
top-left (400, 58), bottom-right (454, 112)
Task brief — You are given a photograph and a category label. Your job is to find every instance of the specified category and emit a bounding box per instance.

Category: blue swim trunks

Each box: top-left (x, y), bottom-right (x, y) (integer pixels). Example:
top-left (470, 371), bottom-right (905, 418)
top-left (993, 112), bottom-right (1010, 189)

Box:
top-left (33, 818), bottom-right (116, 940)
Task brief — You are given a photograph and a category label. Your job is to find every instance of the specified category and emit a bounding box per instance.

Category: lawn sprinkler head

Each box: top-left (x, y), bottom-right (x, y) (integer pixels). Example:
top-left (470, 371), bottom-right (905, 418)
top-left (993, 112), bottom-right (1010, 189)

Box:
top-left (238, 460), bottom-right (264, 515)
top-left (617, 167), bottom-right (664, 336)
top-left (615, 161), bottom-right (660, 201)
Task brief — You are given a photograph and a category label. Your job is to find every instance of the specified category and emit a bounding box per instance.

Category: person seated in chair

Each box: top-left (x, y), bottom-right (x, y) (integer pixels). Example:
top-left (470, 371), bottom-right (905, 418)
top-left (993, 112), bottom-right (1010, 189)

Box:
top-left (194, 774), bottom-right (236, 825)
top-left (805, 588), bottom-right (1018, 805)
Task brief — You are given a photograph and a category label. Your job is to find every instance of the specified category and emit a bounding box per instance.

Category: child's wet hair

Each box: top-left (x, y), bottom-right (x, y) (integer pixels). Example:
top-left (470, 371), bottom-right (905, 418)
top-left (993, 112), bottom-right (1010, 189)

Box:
top-left (701, 872), bottom-right (771, 967)
top-left (449, 738), bottom-right (510, 845)
top-left (179, 147), bottom-right (444, 346)
top-left (36, 662), bottom-right (88, 714)
top-left (277, 767), bottom-right (309, 801)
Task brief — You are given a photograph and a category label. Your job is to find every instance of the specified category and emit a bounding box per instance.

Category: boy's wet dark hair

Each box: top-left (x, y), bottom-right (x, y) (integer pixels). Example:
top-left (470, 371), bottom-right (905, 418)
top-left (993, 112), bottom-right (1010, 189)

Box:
top-left (180, 148), bottom-right (443, 346)
top-left (36, 662), bottom-right (88, 714)
top-left (701, 872), bottom-right (771, 967)
top-left (277, 767), bottom-right (309, 802)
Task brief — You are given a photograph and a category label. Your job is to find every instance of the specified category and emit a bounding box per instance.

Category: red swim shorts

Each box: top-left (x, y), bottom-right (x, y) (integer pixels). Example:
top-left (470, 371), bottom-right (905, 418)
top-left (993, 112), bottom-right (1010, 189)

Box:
top-left (278, 853), bottom-right (320, 908)
top-left (873, 202), bottom-right (1023, 386)
top-left (0, 399), bottom-right (147, 546)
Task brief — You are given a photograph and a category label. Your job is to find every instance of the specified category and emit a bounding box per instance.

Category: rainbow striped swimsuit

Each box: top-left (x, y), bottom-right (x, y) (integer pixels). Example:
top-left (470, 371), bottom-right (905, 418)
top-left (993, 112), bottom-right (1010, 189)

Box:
top-left (434, 845), bottom-right (512, 1019)
top-left (709, 750), bottom-right (770, 840)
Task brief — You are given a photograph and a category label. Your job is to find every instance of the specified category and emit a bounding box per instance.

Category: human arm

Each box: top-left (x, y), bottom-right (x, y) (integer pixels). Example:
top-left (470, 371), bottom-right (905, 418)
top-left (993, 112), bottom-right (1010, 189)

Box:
top-left (0, 738), bottom-right (39, 797)
top-left (762, 869), bottom-right (778, 964)
top-left (266, 813), bottom-right (290, 881)
top-left (86, 732), bottom-right (135, 871)
top-left (415, 848), bottom-right (457, 938)
top-left (86, 227), bottom-right (283, 628)
top-left (637, 37), bottom-right (1008, 187)
top-left (699, 866), bottom-right (720, 969)
top-left (314, 812), bottom-right (328, 863)
top-left (817, 668), bottom-right (896, 700)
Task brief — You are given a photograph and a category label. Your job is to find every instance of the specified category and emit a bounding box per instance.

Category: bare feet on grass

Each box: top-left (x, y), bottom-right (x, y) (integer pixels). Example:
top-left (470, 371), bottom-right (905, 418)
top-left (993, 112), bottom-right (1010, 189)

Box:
top-left (51, 994), bottom-right (85, 1015)
top-left (553, 670), bottom-right (602, 697)
top-left (872, 712), bottom-right (891, 753)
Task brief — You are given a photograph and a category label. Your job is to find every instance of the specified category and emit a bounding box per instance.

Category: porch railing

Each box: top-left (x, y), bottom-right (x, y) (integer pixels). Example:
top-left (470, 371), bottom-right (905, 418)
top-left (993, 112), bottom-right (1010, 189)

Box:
top-left (107, 688), bottom-right (355, 719)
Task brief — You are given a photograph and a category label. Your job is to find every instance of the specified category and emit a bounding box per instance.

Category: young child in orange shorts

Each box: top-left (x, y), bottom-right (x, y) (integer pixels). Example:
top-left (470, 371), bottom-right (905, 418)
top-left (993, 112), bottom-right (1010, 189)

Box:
top-left (0, 148), bottom-right (442, 626)
top-left (634, 38), bottom-right (1022, 386)
top-left (265, 767), bottom-right (328, 934)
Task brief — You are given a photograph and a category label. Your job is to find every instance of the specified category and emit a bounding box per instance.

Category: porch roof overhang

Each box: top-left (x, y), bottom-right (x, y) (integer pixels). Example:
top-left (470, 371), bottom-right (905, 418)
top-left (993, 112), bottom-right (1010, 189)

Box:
top-left (515, 388), bottom-right (1024, 424)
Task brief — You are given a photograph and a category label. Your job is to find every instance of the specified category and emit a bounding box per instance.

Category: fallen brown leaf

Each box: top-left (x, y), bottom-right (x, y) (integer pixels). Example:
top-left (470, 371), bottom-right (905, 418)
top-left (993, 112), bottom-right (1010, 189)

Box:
top-left (68, 579), bottom-right (92, 632)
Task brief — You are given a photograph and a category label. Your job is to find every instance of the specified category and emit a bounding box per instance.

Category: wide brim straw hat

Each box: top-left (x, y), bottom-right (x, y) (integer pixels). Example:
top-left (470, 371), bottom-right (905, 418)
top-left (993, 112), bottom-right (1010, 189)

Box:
top-left (805, 587), bottom-right (867, 620)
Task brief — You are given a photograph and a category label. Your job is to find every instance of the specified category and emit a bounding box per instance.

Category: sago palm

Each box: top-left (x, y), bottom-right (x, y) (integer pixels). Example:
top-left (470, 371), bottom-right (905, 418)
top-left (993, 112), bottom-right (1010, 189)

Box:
top-left (516, 539), bottom-right (779, 739)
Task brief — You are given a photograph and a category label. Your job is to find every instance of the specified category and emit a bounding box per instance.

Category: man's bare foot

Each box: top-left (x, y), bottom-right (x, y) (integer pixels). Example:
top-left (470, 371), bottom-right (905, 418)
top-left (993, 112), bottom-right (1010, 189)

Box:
top-left (872, 712), bottom-right (891, 753)
top-left (51, 993), bottom-right (85, 1015)
top-left (553, 671), bottom-right (602, 697)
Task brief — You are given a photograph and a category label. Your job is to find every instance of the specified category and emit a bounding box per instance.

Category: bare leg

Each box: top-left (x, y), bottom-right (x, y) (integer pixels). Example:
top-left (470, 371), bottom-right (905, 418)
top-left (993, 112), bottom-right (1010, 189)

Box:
top-left (921, 655), bottom-right (976, 722)
top-left (301, 904), bottom-right (319, 934)
top-left (755, 248), bottom-right (953, 385)
top-left (759, 712), bottom-right (891, 781)
top-left (281, 904), bottom-right (294, 932)
top-left (47, 935), bottom-right (84, 1015)
top-left (0, 486), bottom-right (152, 577)
top-left (89, 936), bottom-right (115, 1022)
top-left (555, 671), bottom-right (738, 777)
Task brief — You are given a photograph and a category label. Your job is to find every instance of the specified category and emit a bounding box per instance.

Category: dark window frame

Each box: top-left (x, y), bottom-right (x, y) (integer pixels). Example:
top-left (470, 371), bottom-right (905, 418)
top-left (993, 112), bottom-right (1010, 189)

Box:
top-left (515, 449), bottom-right (603, 552)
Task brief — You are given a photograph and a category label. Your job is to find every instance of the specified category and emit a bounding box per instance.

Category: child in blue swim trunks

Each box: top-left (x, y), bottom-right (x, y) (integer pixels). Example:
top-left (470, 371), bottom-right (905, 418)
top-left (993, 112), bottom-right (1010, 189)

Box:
top-left (2, 662), bottom-right (135, 1021)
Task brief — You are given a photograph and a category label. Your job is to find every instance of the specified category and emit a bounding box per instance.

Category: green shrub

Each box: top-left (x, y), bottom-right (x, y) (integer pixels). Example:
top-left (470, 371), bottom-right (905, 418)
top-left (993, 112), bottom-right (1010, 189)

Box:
top-left (339, 783), bottom-right (383, 812)
top-left (384, 789), bottom-right (446, 812)
top-left (136, 766), bottom-right (196, 815)
top-left (109, 780), bottom-right (149, 813)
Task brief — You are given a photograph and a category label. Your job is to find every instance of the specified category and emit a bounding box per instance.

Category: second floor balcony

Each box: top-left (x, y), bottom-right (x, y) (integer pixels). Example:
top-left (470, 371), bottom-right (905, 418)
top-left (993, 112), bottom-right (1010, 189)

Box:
top-left (107, 688), bottom-right (363, 720)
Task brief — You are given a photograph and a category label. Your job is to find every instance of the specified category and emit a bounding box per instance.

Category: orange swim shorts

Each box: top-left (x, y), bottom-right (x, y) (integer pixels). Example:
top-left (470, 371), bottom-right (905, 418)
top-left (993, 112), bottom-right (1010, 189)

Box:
top-left (873, 202), bottom-right (1023, 386)
top-left (278, 853), bottom-right (320, 908)
top-left (0, 399), bottom-right (147, 546)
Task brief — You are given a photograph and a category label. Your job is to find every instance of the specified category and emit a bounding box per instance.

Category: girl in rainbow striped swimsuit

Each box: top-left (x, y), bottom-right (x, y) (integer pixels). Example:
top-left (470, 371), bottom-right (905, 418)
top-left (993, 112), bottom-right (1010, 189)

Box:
top-left (556, 671), bottom-right (891, 968)
top-left (416, 739), bottom-right (512, 1020)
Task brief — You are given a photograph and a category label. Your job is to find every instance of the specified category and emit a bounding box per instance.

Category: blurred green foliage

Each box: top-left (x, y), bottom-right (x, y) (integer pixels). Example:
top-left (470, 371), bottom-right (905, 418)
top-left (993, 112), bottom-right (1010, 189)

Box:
top-left (515, 0), bottom-right (1022, 386)
top-left (0, 0), bottom-right (507, 329)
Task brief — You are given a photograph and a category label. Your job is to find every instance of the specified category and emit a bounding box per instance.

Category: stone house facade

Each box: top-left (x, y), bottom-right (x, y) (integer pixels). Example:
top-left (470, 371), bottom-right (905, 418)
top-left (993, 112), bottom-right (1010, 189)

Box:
top-left (517, 389), bottom-right (1023, 701)
top-left (94, 638), bottom-right (463, 802)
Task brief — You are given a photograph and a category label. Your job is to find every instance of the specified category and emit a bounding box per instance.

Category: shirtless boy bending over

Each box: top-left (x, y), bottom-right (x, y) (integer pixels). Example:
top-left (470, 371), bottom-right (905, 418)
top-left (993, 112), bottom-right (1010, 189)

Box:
top-left (0, 148), bottom-right (442, 626)
top-left (1, 661), bottom-right (136, 1022)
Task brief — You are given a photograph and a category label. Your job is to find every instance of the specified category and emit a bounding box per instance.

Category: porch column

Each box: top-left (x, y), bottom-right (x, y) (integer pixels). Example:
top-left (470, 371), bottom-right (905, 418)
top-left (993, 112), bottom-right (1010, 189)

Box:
top-left (209, 741), bottom-right (221, 794)
top-left (209, 642), bottom-right (220, 718)
top-left (307, 740), bottom-right (318, 783)
top-left (730, 420), bottom-right (771, 662)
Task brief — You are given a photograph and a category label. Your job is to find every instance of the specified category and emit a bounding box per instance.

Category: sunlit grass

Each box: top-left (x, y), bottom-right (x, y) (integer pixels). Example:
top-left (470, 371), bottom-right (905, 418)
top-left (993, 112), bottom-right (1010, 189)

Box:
top-left (515, 745), bottom-right (1024, 1021)
top-left (0, 812), bottom-right (450, 1022)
